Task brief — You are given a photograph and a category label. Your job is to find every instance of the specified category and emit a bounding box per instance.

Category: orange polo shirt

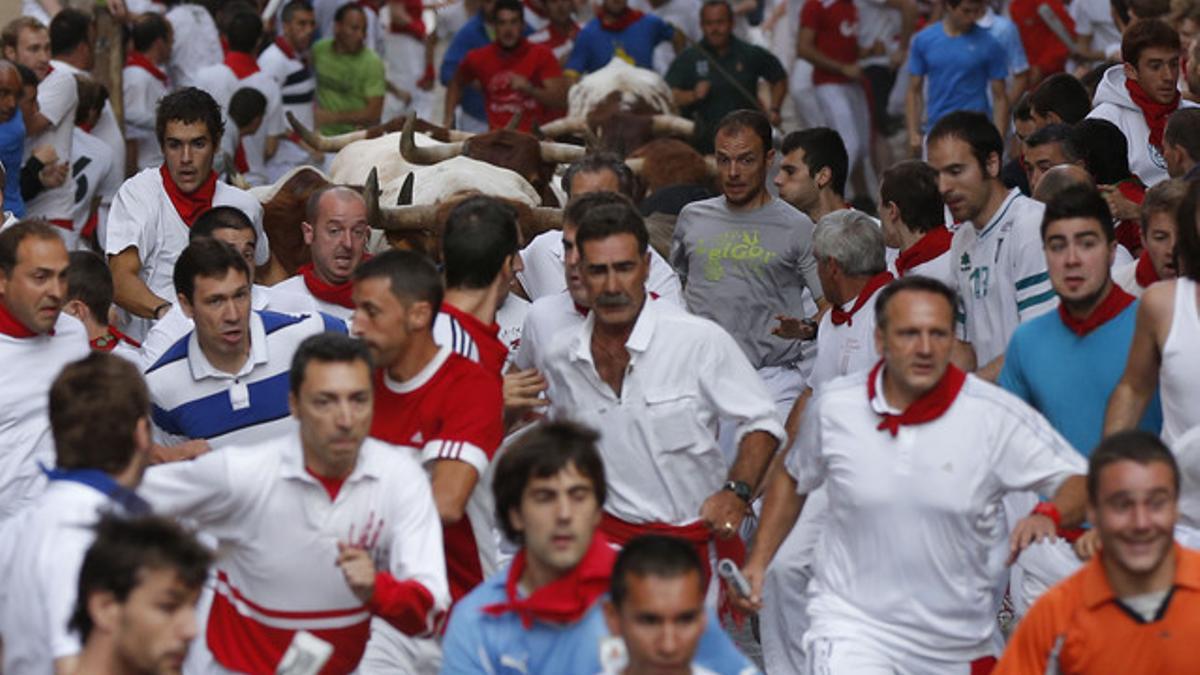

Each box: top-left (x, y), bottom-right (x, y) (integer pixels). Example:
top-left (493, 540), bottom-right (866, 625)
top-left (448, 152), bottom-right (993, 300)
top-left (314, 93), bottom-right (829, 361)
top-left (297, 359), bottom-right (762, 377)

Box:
top-left (995, 543), bottom-right (1200, 674)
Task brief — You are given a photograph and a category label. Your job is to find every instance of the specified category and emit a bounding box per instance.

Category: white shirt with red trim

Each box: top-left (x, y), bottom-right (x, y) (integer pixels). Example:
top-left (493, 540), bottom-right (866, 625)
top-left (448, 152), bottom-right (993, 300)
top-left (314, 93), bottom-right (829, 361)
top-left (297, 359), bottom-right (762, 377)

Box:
top-left (123, 62), bottom-right (169, 170)
top-left (807, 283), bottom-right (885, 392)
top-left (23, 65), bottom-right (78, 224)
top-left (888, 250), bottom-right (956, 286)
top-left (272, 273), bottom-right (354, 323)
top-left (785, 367), bottom-right (1084, 661)
top-left (137, 434), bottom-right (449, 673)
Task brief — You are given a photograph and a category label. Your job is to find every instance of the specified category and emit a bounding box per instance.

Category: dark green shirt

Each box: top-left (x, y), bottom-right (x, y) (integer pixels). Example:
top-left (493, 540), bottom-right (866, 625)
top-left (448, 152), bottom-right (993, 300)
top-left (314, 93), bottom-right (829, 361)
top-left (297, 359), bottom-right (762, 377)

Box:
top-left (665, 37), bottom-right (787, 153)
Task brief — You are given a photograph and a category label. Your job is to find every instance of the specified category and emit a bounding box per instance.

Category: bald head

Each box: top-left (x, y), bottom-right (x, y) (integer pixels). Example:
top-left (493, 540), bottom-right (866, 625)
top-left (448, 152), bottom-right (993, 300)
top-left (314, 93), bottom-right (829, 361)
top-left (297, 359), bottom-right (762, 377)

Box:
top-left (303, 185), bottom-right (369, 285)
top-left (0, 60), bottom-right (18, 124)
top-left (1034, 164), bottom-right (1094, 203)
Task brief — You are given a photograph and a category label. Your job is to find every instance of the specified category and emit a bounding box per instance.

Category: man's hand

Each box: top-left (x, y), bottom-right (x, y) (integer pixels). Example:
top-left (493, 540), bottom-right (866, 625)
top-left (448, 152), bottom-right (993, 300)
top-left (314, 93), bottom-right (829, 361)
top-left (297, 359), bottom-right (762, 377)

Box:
top-left (841, 63), bottom-right (863, 80)
top-left (31, 144), bottom-right (58, 166)
top-left (772, 314), bottom-right (817, 340)
top-left (1100, 184), bottom-right (1140, 221)
top-left (39, 161), bottom-right (69, 189)
top-left (730, 561), bottom-right (766, 613)
top-left (149, 439), bottom-right (211, 464)
top-left (337, 543), bottom-right (377, 604)
top-left (700, 489), bottom-right (749, 540)
top-left (1073, 529), bottom-right (1101, 561)
top-left (504, 368), bottom-right (549, 410)
top-left (509, 73), bottom-right (533, 94)
top-left (694, 80), bottom-right (711, 101)
top-left (1008, 513), bottom-right (1058, 565)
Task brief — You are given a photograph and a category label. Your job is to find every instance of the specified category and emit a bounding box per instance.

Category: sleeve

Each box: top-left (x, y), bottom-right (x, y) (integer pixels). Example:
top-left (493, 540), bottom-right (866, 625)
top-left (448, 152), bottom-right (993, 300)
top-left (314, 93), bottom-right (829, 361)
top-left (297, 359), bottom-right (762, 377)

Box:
top-left (992, 592), bottom-right (1065, 675)
top-left (784, 388), bottom-right (826, 494)
top-left (668, 210), bottom-right (691, 285)
top-left (665, 51), bottom-right (696, 90)
top-left (996, 328), bottom-right (1032, 403)
top-left (37, 73), bottom-right (77, 127)
top-left (43, 527), bottom-right (93, 659)
top-left (799, 0), bottom-right (822, 30)
top-left (908, 31), bottom-right (929, 76)
top-left (696, 324), bottom-right (786, 449)
top-left (806, 322), bottom-right (836, 391)
top-left (363, 54), bottom-right (387, 98)
top-left (654, 14), bottom-right (675, 44)
top-left (564, 27), bottom-right (591, 74)
top-left (1013, 211), bottom-right (1057, 322)
top-left (758, 47), bottom-right (788, 83)
top-left (647, 248), bottom-right (685, 307)
top-left (440, 593), bottom-right (495, 673)
top-left (138, 304), bottom-right (189, 369)
top-left (794, 216), bottom-right (825, 302)
top-left (1003, 25), bottom-right (1030, 75)
top-left (246, 198), bottom-right (270, 266)
top-left (987, 34), bottom-right (1012, 81)
top-left (1068, 0), bottom-right (1091, 33)
top-left (377, 463), bottom-right (449, 636)
top-left (419, 371), bottom-right (504, 474)
top-left (264, 84), bottom-right (288, 137)
top-left (319, 311), bottom-right (348, 333)
top-left (97, 152), bottom-right (123, 202)
top-left (989, 394), bottom-right (1087, 498)
top-left (137, 448), bottom-right (251, 541)
top-left (104, 177), bottom-right (157, 259)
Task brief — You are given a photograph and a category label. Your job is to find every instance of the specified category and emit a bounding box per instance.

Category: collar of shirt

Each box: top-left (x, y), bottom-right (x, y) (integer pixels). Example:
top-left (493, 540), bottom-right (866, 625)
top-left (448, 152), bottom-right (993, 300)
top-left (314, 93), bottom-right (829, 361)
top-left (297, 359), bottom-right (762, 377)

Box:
top-left (252, 284), bottom-right (271, 311)
top-left (42, 465), bottom-right (151, 515)
top-left (187, 310), bottom-right (269, 380)
top-left (570, 296), bottom-right (659, 366)
top-left (278, 435), bottom-right (386, 487)
top-left (1081, 544), bottom-right (1200, 610)
top-left (868, 365), bottom-right (904, 416)
top-left (383, 344), bottom-right (452, 394)
top-left (48, 58), bottom-right (82, 75)
top-left (973, 188), bottom-right (1021, 239)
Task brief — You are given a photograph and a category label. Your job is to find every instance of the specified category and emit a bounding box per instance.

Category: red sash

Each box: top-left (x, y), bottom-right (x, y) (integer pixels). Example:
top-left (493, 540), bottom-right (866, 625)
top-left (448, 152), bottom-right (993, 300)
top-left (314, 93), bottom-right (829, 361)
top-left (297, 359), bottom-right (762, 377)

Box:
top-left (1136, 251), bottom-right (1160, 288)
top-left (0, 301), bottom-right (38, 338)
top-left (1124, 78), bottom-right (1179, 149)
top-left (299, 262), bottom-right (355, 308)
top-left (224, 51), bottom-right (260, 79)
top-left (125, 51), bottom-right (168, 85)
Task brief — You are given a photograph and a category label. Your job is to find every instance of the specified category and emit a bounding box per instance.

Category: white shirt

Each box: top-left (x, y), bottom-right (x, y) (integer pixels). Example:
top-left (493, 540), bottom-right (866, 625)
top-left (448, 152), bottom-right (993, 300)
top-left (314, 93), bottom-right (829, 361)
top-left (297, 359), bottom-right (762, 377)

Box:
top-left (49, 60), bottom-right (125, 200)
top-left (807, 282), bottom-right (886, 392)
top-left (259, 41), bottom-right (316, 129)
top-left (0, 314), bottom-right (89, 521)
top-left (103, 167), bottom-right (268, 338)
top-left (890, 249), bottom-right (956, 287)
top-left (1111, 258), bottom-right (1147, 298)
top-left (1070, 0), bottom-right (1121, 60)
top-left (123, 62), bottom-right (169, 170)
top-left (519, 229), bottom-right (684, 307)
top-left (541, 300), bottom-right (785, 524)
top-left (512, 291), bottom-right (586, 372)
top-left (273, 273), bottom-right (355, 322)
top-left (68, 128), bottom-right (120, 245)
top-left (23, 65), bottom-right (78, 223)
top-left (856, 0), bottom-right (903, 66)
top-left (138, 435), bottom-right (450, 670)
top-left (495, 292), bottom-right (529, 369)
top-left (951, 189), bottom-right (1057, 365)
top-left (193, 63), bottom-right (288, 185)
top-left (787, 367), bottom-right (1084, 661)
top-left (166, 3), bottom-right (224, 90)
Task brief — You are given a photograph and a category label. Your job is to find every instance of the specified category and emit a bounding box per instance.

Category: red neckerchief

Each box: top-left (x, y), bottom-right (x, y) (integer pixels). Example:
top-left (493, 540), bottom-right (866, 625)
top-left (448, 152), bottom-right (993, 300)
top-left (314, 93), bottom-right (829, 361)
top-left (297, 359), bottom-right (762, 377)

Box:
top-left (596, 6), bottom-right (645, 31)
top-left (573, 301), bottom-right (589, 317)
top-left (0, 301), bottom-right (39, 338)
top-left (895, 227), bottom-right (953, 277)
top-left (481, 532), bottom-right (616, 628)
top-left (305, 467), bottom-right (346, 500)
top-left (274, 35), bottom-right (297, 60)
top-left (79, 121), bottom-right (95, 133)
top-left (1124, 78), bottom-right (1179, 149)
top-left (867, 359), bottom-right (967, 436)
top-left (388, 0), bottom-right (427, 38)
top-left (158, 164), bottom-right (217, 228)
top-left (831, 271), bottom-right (893, 326)
top-left (1057, 284), bottom-right (1136, 337)
top-left (219, 35), bottom-right (230, 54)
top-left (1135, 251), bottom-right (1160, 288)
top-left (234, 140), bottom-right (249, 173)
top-left (125, 51), bottom-right (169, 86)
top-left (224, 51), bottom-right (260, 79)
top-left (90, 325), bottom-right (142, 351)
top-left (299, 262), bottom-right (355, 308)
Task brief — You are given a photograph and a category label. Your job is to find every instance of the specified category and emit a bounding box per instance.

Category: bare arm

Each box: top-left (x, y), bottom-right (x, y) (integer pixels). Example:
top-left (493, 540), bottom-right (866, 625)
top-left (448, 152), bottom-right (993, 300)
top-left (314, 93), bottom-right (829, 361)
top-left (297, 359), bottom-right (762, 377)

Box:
top-left (783, 386), bottom-right (814, 451)
top-left (428, 460), bottom-right (479, 524)
top-left (699, 430), bottom-right (780, 535)
top-left (797, 27), bottom-right (857, 78)
top-left (976, 353), bottom-right (1005, 383)
top-left (516, 75), bottom-right (567, 109)
top-left (906, 74), bottom-right (925, 157)
top-left (734, 465), bottom-right (806, 612)
top-left (990, 78), bottom-right (1010, 139)
top-left (109, 247), bottom-right (168, 318)
top-left (443, 73), bottom-right (464, 128)
top-left (886, 0), bottom-right (918, 58)
top-left (1104, 288), bottom-right (1167, 435)
top-left (24, 110), bottom-right (53, 138)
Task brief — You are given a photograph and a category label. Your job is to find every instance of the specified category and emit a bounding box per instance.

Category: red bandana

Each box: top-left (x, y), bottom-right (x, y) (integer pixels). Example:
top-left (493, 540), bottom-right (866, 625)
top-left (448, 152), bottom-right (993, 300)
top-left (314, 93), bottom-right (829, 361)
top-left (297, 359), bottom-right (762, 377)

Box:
top-left (895, 227), bottom-right (953, 277)
top-left (482, 533), bottom-right (616, 628)
top-left (299, 262), bottom-right (356, 308)
top-left (159, 164), bottom-right (217, 228)
top-left (1135, 251), bottom-right (1160, 288)
top-left (125, 51), bottom-right (168, 86)
top-left (1057, 284), bottom-right (1136, 337)
top-left (90, 325), bottom-right (141, 351)
top-left (274, 35), bottom-right (297, 60)
top-left (388, 0), bottom-right (427, 38)
top-left (831, 271), bottom-right (893, 326)
top-left (224, 51), bottom-right (260, 79)
top-left (234, 140), bottom-right (249, 173)
top-left (1114, 179), bottom-right (1146, 256)
top-left (596, 6), bottom-right (645, 31)
top-left (867, 359), bottom-right (967, 436)
top-left (0, 301), bottom-right (38, 338)
top-left (1124, 78), bottom-right (1179, 149)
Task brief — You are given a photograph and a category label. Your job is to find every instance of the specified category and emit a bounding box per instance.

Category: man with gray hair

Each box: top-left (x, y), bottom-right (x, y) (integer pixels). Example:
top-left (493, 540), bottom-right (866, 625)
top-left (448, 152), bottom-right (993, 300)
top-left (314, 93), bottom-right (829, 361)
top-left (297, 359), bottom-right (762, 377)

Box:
top-left (758, 208), bottom-right (891, 674)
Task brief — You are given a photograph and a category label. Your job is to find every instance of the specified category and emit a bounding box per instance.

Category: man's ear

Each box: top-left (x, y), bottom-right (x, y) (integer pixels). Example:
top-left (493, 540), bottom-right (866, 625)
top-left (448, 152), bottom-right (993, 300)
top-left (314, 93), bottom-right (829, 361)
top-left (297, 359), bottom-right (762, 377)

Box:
top-left (62, 298), bottom-right (87, 321)
top-left (177, 292), bottom-right (193, 319)
top-left (408, 300), bottom-right (433, 331)
top-left (301, 221), bottom-right (315, 246)
top-left (88, 590), bottom-right (122, 636)
top-left (1123, 61), bottom-right (1139, 84)
top-left (602, 599), bottom-right (621, 637)
top-left (816, 166), bottom-right (833, 191)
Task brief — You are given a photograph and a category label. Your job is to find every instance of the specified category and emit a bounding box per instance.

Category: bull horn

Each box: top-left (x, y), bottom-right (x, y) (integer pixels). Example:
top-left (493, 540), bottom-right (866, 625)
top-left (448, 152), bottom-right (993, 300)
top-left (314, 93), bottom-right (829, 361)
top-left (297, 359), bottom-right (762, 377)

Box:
top-left (539, 140), bottom-right (587, 164)
top-left (398, 172), bottom-right (414, 206)
top-left (223, 154), bottom-right (251, 190)
top-left (504, 110), bottom-right (523, 131)
top-left (366, 167), bottom-right (440, 231)
top-left (624, 157), bottom-right (645, 175)
top-left (539, 116), bottom-right (589, 138)
top-left (287, 111), bottom-right (367, 153)
top-left (651, 114), bottom-right (695, 138)
top-left (400, 112), bottom-right (465, 164)
top-left (525, 207), bottom-right (563, 237)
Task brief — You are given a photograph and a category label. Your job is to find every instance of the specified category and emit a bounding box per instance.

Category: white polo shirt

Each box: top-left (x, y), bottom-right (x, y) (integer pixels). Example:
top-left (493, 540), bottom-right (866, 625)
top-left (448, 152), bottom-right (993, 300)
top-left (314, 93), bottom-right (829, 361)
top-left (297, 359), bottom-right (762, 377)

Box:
top-left (541, 300), bottom-right (785, 524)
top-left (519, 229), bottom-right (684, 306)
top-left (807, 282), bottom-right (886, 392)
top-left (273, 273), bottom-right (354, 322)
top-left (0, 313), bottom-right (89, 521)
top-left (23, 65), bottom-right (78, 224)
top-left (787, 366), bottom-right (1084, 662)
top-left (122, 61), bottom-right (169, 170)
top-left (951, 189), bottom-right (1057, 365)
top-left (138, 435), bottom-right (450, 672)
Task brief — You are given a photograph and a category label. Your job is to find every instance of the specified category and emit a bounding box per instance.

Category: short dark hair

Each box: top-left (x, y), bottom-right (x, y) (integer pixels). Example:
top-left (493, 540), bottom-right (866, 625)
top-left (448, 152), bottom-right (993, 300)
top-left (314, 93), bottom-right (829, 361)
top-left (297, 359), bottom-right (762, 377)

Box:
top-left (1024, 123), bottom-right (1079, 162)
top-left (51, 352), bottom-right (150, 473)
top-left (130, 12), bottom-right (171, 52)
top-left (2, 17), bottom-right (45, 55)
top-left (561, 153), bottom-right (635, 198)
top-left (1122, 18), bottom-right (1180, 66)
top-left (700, 0), bottom-right (734, 20)
top-left (73, 75), bottom-right (108, 127)
top-left (352, 249), bottom-right (444, 313)
top-left (610, 536), bottom-right (704, 609)
top-left (172, 238), bottom-right (251, 303)
top-left (1069, 119), bottom-right (1133, 184)
top-left (879, 160), bottom-right (944, 234)
top-left (69, 514), bottom-right (212, 642)
top-left (289, 332), bottom-right (374, 395)
top-left (715, 109), bottom-right (772, 157)
top-left (1174, 179), bottom-right (1200, 281)
top-left (1012, 92), bottom-right (1033, 123)
top-left (156, 87), bottom-right (224, 147)
top-left (225, 9), bottom-right (262, 53)
top-left (1029, 74), bottom-right (1092, 125)
top-left (1040, 184), bottom-right (1115, 242)
top-left (334, 3), bottom-right (366, 23)
top-left (492, 421), bottom-right (606, 544)
top-left (190, 206), bottom-right (256, 243)
top-left (874, 275), bottom-right (958, 331)
top-left (0, 219), bottom-right (61, 276)
top-left (281, 0), bottom-right (315, 23)
top-left (229, 87), bottom-right (267, 129)
top-left (944, 0), bottom-right (983, 8)
top-left (442, 196), bottom-right (521, 290)
top-left (574, 193), bottom-right (649, 256)
top-left (1165, 108), bottom-right (1200, 162)
top-left (66, 250), bottom-right (113, 322)
top-left (1087, 431), bottom-right (1180, 504)
top-left (49, 8), bottom-right (91, 57)
top-left (494, 0), bottom-right (525, 17)
top-left (781, 128), bottom-right (848, 198)
top-left (928, 111), bottom-right (1004, 173)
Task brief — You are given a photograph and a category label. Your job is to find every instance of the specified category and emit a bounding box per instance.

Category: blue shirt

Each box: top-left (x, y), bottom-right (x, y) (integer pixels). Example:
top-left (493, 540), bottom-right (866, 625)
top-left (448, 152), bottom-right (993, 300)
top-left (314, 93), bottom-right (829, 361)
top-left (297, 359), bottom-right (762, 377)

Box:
top-left (0, 110), bottom-right (26, 217)
top-left (908, 22), bottom-right (1007, 132)
top-left (981, 12), bottom-right (1029, 77)
top-left (999, 301), bottom-right (1162, 456)
top-left (565, 14), bottom-right (674, 75)
top-left (441, 561), bottom-right (758, 674)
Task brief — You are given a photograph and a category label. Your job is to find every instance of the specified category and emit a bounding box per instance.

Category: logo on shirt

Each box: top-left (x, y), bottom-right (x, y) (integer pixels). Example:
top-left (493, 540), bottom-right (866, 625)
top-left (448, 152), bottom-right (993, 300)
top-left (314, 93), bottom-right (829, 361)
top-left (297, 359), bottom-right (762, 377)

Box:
top-left (1150, 144), bottom-right (1167, 169)
top-left (959, 252), bottom-right (972, 271)
top-left (694, 229), bottom-right (779, 282)
top-left (839, 20), bottom-right (856, 37)
top-left (410, 431), bottom-right (425, 446)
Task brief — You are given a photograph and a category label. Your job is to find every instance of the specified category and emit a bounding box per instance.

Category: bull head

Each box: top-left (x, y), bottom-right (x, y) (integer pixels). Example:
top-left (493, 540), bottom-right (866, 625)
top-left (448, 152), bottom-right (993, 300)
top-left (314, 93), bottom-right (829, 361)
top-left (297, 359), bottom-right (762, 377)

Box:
top-left (288, 112), bottom-right (475, 154)
top-left (540, 114), bottom-right (695, 144)
top-left (399, 113), bottom-right (587, 166)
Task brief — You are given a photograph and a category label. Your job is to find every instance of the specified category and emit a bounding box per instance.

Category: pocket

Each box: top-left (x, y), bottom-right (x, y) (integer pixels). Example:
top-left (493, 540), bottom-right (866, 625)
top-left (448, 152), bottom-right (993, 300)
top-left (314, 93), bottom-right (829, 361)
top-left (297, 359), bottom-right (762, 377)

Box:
top-left (643, 388), bottom-right (700, 452)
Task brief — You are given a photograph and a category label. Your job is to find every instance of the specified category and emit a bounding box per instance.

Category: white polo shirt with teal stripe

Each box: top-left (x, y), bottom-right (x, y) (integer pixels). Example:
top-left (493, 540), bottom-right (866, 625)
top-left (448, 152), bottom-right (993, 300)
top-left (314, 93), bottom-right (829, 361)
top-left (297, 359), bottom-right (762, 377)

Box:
top-left (950, 188), bottom-right (1058, 365)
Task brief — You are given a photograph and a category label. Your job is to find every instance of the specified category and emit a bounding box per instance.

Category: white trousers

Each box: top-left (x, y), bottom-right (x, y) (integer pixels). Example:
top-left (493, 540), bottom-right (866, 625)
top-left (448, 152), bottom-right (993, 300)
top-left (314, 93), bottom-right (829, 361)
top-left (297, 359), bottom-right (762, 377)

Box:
top-left (357, 618), bottom-right (442, 674)
top-left (813, 82), bottom-right (875, 198)
top-left (789, 59), bottom-right (827, 129)
top-left (805, 635), bottom-right (994, 675)
top-left (759, 487), bottom-right (827, 675)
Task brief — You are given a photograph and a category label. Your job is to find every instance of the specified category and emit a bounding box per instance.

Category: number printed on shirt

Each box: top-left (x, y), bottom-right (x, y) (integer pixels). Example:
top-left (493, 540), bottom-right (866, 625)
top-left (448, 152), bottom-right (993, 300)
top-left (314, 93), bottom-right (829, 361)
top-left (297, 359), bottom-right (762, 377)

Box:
top-left (969, 266), bottom-right (990, 299)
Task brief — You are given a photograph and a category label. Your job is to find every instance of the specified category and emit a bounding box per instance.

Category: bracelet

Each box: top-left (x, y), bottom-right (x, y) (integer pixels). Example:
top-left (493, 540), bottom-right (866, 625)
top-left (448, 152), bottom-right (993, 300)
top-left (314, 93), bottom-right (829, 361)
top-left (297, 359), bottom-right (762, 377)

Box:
top-left (1031, 501), bottom-right (1062, 529)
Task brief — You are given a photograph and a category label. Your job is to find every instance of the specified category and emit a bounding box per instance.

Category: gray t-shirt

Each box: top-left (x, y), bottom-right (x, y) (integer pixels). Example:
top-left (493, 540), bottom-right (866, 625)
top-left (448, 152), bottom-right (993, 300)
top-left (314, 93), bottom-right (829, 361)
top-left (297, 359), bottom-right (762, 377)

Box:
top-left (670, 196), bottom-right (823, 369)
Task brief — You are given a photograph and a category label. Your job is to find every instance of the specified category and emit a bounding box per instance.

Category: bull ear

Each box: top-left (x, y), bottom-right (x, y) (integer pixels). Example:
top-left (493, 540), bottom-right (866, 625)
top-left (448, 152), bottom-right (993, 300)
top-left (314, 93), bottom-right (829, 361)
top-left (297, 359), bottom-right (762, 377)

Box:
top-left (398, 172), bottom-right (414, 206)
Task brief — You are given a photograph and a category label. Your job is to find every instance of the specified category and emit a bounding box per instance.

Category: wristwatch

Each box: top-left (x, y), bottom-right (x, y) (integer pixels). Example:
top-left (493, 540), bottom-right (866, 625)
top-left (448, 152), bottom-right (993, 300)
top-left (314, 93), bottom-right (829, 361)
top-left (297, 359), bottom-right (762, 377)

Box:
top-left (722, 480), bottom-right (752, 504)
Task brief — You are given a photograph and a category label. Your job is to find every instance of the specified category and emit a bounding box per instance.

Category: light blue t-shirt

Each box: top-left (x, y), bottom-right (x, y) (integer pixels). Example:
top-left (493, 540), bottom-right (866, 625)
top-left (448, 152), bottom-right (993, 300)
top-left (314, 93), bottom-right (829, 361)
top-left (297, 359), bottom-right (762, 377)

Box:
top-left (909, 22), bottom-right (1008, 132)
top-left (565, 14), bottom-right (674, 75)
top-left (980, 11), bottom-right (1029, 77)
top-left (441, 561), bottom-right (758, 674)
top-left (999, 300), bottom-right (1162, 456)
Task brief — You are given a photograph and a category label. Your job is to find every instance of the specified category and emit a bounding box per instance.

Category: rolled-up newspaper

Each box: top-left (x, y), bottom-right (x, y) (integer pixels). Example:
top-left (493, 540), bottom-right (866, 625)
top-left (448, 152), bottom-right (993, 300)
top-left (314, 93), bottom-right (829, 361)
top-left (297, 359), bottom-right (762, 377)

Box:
top-left (716, 558), bottom-right (751, 598)
top-left (276, 631), bottom-right (333, 675)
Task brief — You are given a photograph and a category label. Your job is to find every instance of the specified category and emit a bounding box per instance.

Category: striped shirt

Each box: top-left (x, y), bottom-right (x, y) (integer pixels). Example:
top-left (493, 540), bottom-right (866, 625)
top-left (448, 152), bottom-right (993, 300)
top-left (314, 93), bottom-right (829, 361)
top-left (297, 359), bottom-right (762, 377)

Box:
top-left (432, 302), bottom-right (508, 377)
top-left (146, 310), bottom-right (344, 448)
top-left (260, 40), bottom-right (317, 130)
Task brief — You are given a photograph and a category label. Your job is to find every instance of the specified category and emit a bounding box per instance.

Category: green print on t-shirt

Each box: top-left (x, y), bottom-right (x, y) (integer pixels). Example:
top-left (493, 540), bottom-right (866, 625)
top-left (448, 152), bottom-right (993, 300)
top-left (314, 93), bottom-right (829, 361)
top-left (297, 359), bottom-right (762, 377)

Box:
top-left (694, 229), bottom-right (778, 282)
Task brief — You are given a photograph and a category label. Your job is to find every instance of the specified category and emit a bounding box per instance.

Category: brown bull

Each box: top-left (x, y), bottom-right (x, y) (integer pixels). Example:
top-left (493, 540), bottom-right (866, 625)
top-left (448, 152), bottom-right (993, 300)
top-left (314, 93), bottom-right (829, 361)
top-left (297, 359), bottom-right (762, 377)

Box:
top-left (539, 95), bottom-right (695, 157)
top-left (258, 166), bottom-right (332, 276)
